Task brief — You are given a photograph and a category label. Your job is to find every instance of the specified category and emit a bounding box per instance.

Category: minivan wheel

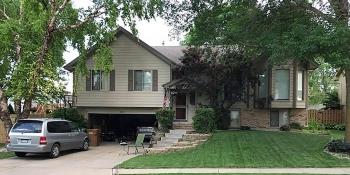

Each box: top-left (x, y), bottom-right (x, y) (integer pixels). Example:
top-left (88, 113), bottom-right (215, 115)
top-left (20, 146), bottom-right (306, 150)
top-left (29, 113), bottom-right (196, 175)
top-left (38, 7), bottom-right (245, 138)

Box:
top-left (15, 152), bottom-right (26, 157)
top-left (81, 139), bottom-right (89, 151)
top-left (49, 143), bottom-right (60, 158)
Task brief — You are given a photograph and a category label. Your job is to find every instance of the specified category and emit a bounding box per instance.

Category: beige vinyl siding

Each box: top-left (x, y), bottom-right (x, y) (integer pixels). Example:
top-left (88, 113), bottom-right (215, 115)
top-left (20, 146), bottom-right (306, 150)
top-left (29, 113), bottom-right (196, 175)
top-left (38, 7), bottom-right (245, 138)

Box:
top-left (271, 62), bottom-right (294, 108)
top-left (75, 34), bottom-right (171, 107)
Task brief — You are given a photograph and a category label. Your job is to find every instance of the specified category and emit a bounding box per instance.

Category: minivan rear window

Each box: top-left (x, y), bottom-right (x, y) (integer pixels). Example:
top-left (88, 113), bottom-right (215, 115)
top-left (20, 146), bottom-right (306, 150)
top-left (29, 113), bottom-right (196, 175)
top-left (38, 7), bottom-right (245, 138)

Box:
top-left (12, 120), bottom-right (43, 133)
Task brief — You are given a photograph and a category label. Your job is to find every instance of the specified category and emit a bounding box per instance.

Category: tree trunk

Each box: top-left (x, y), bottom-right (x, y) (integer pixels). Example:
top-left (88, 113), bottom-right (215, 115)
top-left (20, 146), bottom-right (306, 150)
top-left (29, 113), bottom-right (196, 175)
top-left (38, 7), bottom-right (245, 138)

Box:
top-left (345, 69), bottom-right (350, 142)
top-left (21, 99), bottom-right (32, 119)
top-left (14, 99), bottom-right (21, 122)
top-left (0, 88), bottom-right (12, 133)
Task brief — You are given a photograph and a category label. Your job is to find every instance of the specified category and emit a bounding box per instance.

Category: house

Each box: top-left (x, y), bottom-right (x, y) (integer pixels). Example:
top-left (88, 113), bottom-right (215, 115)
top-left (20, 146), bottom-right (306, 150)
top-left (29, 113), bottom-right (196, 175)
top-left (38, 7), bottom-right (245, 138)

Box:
top-left (64, 27), bottom-right (314, 136)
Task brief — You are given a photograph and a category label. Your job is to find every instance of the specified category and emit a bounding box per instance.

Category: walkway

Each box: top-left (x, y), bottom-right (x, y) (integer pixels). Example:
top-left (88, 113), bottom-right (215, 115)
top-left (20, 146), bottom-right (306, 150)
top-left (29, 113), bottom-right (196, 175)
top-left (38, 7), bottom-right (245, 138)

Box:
top-left (117, 168), bottom-right (350, 174)
top-left (0, 143), bottom-right (136, 175)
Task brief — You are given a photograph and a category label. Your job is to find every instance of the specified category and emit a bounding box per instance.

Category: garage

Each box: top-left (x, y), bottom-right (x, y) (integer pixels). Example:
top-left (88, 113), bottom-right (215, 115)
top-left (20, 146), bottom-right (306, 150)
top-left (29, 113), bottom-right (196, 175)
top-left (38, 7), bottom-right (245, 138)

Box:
top-left (88, 114), bottom-right (157, 141)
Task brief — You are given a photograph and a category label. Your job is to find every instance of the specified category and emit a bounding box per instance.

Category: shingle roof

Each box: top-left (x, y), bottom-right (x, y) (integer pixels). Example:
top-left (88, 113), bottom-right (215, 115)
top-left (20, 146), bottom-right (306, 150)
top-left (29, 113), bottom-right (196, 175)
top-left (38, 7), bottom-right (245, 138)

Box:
top-left (152, 46), bottom-right (187, 64)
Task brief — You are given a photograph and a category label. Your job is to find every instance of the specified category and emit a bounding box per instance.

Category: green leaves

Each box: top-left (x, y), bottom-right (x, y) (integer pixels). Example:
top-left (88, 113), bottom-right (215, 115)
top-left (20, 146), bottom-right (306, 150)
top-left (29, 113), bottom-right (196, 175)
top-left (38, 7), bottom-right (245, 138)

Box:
top-left (0, 0), bottom-right (164, 106)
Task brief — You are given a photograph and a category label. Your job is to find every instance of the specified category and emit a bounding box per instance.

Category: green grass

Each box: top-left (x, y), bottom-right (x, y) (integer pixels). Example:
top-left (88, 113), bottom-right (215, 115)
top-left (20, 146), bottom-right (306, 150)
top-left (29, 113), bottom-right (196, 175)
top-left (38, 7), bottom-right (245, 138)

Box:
top-left (120, 131), bottom-right (350, 168)
top-left (127, 174), bottom-right (346, 175)
top-left (0, 143), bottom-right (14, 159)
top-left (300, 130), bottom-right (344, 139)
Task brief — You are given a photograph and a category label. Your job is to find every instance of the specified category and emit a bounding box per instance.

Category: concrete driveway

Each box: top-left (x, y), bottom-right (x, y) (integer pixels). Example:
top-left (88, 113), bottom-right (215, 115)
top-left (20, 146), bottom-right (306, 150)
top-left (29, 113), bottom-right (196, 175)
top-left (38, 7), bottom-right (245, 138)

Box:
top-left (0, 143), bottom-right (137, 175)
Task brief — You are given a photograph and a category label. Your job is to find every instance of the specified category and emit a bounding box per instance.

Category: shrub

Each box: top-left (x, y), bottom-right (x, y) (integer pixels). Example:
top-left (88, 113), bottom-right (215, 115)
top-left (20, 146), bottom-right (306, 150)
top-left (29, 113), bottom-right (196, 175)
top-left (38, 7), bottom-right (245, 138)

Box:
top-left (289, 122), bottom-right (303, 130)
top-left (280, 125), bottom-right (291, 132)
top-left (325, 139), bottom-right (350, 153)
top-left (323, 124), bottom-right (336, 130)
top-left (307, 120), bottom-right (323, 130)
top-left (334, 124), bottom-right (346, 131)
top-left (50, 108), bottom-right (86, 128)
top-left (193, 107), bottom-right (217, 133)
top-left (155, 108), bottom-right (175, 131)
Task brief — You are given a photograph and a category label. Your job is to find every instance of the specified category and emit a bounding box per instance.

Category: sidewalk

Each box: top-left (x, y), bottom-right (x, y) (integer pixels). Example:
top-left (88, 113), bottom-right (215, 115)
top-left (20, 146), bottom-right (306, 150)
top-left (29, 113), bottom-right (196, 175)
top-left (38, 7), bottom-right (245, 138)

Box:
top-left (117, 168), bottom-right (350, 174)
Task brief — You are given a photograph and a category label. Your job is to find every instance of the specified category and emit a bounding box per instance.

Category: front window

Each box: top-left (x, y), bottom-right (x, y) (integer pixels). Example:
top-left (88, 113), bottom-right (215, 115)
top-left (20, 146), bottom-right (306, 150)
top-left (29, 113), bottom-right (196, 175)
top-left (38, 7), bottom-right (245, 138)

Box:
top-left (91, 70), bottom-right (102, 91)
top-left (258, 72), bottom-right (268, 98)
top-left (275, 69), bottom-right (290, 100)
top-left (134, 70), bottom-right (152, 91)
top-left (297, 70), bottom-right (304, 101)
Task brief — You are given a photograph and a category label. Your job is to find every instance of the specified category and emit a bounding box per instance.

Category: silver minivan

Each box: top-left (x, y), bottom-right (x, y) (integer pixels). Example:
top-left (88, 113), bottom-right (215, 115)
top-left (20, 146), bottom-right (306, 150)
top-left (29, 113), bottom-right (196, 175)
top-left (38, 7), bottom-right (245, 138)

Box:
top-left (6, 118), bottom-right (89, 158)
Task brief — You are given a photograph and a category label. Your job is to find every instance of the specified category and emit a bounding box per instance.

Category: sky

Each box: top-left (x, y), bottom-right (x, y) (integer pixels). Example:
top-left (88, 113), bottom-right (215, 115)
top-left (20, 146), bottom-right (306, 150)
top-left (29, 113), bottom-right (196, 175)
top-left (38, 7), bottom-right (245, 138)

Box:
top-left (63, 1), bottom-right (183, 93)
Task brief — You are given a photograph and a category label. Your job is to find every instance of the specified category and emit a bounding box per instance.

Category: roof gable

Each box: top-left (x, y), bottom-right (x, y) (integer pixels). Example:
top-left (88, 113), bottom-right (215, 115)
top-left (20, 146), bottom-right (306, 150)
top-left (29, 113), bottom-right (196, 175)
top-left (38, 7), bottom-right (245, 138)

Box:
top-left (63, 27), bottom-right (177, 72)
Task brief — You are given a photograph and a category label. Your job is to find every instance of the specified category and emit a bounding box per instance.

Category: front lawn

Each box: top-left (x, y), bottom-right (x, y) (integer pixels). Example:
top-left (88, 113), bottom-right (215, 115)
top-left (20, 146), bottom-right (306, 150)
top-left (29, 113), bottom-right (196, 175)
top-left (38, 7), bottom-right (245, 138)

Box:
top-left (0, 143), bottom-right (14, 159)
top-left (128, 174), bottom-right (344, 175)
top-left (120, 131), bottom-right (350, 168)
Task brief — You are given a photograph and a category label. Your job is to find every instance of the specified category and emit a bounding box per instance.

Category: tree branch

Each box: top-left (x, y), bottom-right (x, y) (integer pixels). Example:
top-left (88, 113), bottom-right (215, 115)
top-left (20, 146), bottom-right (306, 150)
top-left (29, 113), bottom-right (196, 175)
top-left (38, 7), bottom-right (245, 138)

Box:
top-left (57, 5), bottom-right (105, 32)
top-left (49, 0), bottom-right (69, 30)
top-left (0, 6), bottom-right (10, 19)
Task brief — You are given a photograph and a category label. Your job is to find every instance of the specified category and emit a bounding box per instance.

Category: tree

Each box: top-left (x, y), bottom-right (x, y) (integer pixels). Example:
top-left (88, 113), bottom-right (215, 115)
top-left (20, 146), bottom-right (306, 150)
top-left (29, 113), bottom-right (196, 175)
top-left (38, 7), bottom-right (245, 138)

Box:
top-left (164, 0), bottom-right (350, 141)
top-left (175, 47), bottom-right (264, 129)
top-left (309, 59), bottom-right (338, 105)
top-left (0, 0), bottom-right (163, 132)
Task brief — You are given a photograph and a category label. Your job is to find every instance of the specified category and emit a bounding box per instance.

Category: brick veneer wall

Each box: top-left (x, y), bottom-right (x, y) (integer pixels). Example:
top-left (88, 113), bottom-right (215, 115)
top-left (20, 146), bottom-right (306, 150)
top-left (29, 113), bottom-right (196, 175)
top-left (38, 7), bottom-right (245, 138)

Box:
top-left (289, 109), bottom-right (307, 126)
top-left (240, 108), bottom-right (308, 128)
top-left (240, 109), bottom-right (270, 128)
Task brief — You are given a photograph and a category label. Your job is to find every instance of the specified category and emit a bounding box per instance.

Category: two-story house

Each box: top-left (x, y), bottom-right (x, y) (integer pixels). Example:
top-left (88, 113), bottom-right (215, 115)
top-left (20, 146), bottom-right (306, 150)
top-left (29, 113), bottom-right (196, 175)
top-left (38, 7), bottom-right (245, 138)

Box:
top-left (64, 27), bottom-right (314, 137)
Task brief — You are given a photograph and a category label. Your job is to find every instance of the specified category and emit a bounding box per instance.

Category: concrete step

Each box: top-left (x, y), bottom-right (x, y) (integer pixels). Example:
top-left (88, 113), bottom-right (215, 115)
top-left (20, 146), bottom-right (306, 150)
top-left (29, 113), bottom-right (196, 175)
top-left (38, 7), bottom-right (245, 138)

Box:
top-left (173, 123), bottom-right (193, 130)
top-left (169, 129), bottom-right (187, 135)
top-left (164, 133), bottom-right (183, 138)
top-left (160, 137), bottom-right (180, 142)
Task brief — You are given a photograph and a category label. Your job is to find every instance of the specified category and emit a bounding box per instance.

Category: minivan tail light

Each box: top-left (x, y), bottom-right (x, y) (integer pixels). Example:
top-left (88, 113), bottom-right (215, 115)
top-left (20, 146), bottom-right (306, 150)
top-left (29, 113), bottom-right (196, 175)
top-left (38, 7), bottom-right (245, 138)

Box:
top-left (39, 136), bottom-right (47, 145)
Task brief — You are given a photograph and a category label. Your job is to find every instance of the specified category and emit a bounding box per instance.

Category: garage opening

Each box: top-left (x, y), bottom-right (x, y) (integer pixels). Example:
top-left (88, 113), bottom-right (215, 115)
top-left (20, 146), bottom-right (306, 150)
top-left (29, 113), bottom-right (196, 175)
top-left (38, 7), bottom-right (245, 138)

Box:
top-left (88, 114), bottom-right (157, 141)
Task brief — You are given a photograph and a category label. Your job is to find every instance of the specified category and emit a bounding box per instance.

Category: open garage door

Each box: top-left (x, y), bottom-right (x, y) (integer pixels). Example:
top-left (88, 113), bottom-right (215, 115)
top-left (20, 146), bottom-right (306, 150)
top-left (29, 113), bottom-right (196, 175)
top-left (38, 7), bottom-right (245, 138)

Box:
top-left (88, 114), bottom-right (156, 141)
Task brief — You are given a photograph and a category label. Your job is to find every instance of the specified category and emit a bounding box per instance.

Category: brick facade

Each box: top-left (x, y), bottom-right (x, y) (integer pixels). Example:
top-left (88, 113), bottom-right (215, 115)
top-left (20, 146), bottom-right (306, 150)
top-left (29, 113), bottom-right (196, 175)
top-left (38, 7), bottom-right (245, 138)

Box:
top-left (240, 108), bottom-right (307, 128)
top-left (289, 108), bottom-right (307, 127)
top-left (240, 109), bottom-right (270, 128)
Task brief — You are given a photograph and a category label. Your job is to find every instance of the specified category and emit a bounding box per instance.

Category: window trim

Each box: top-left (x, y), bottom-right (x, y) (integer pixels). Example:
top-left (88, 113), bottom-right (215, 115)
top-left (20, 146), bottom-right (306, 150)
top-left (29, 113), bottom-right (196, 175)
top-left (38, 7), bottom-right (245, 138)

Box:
top-left (274, 69), bottom-right (290, 100)
top-left (133, 70), bottom-right (153, 91)
top-left (297, 70), bottom-right (304, 101)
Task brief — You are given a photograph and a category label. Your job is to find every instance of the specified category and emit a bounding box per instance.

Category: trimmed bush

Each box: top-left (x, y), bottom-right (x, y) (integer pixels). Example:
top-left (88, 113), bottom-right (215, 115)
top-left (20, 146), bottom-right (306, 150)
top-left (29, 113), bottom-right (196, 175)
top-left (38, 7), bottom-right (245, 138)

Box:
top-left (50, 108), bottom-right (86, 128)
top-left (193, 107), bottom-right (217, 133)
top-left (155, 108), bottom-right (175, 131)
top-left (289, 122), bottom-right (303, 130)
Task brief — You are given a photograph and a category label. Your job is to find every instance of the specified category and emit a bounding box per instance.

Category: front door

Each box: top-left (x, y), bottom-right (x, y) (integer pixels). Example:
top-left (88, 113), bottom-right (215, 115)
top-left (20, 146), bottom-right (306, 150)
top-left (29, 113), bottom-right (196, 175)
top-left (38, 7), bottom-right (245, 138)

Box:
top-left (270, 111), bottom-right (279, 127)
top-left (175, 94), bottom-right (187, 120)
top-left (230, 110), bottom-right (240, 128)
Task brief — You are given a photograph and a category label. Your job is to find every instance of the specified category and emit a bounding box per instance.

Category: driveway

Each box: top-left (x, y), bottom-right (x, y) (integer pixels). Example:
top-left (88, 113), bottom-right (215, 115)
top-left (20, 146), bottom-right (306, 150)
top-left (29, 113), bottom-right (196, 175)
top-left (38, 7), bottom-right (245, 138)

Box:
top-left (0, 143), bottom-right (136, 175)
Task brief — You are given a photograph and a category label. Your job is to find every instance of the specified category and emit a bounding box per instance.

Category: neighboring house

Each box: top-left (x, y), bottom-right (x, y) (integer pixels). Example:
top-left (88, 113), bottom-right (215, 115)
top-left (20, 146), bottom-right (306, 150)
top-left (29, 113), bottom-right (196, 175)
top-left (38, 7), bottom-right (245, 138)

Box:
top-left (64, 27), bottom-right (315, 136)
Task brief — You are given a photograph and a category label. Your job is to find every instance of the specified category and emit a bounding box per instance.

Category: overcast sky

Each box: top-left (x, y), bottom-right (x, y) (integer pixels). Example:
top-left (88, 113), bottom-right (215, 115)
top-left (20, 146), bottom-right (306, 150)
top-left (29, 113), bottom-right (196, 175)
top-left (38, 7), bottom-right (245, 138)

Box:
top-left (64, 1), bottom-right (183, 93)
